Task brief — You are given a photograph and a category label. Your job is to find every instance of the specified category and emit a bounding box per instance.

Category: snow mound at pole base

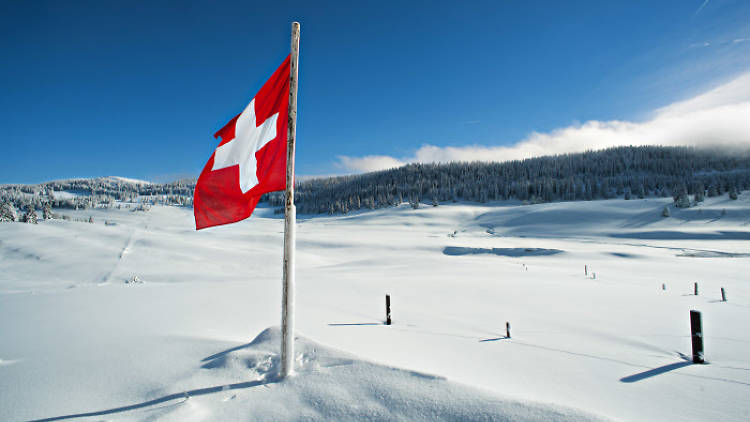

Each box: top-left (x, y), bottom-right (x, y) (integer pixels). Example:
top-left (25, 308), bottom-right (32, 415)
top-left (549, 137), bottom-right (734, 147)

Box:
top-left (137, 327), bottom-right (608, 422)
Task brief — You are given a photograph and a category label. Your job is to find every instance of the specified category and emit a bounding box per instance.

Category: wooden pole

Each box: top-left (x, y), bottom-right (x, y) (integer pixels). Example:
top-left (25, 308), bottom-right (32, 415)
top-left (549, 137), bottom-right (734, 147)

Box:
top-left (694, 282), bottom-right (698, 296)
top-left (690, 310), bottom-right (704, 364)
top-left (385, 294), bottom-right (391, 325)
top-left (584, 265), bottom-right (587, 276)
top-left (280, 21), bottom-right (300, 379)
top-left (721, 287), bottom-right (726, 302)
top-left (506, 321), bottom-right (511, 339)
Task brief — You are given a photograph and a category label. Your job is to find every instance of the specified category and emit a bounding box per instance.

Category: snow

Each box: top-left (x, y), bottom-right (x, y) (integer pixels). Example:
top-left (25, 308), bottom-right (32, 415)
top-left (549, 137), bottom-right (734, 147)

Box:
top-left (1, 194), bottom-right (750, 421)
top-left (41, 176), bottom-right (152, 186)
top-left (105, 176), bottom-right (152, 185)
top-left (49, 190), bottom-right (86, 200)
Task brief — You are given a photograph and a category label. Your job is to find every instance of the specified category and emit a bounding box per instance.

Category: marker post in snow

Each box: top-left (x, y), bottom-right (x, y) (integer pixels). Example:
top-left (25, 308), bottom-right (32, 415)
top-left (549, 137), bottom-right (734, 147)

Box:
top-left (385, 294), bottom-right (392, 325)
top-left (690, 310), bottom-right (705, 364)
top-left (280, 22), bottom-right (300, 379)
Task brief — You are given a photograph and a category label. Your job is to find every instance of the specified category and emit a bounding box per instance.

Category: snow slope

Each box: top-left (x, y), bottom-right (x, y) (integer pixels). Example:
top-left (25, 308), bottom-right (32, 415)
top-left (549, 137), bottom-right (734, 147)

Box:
top-left (43, 176), bottom-right (152, 185)
top-left (1, 194), bottom-right (750, 421)
top-left (104, 176), bottom-right (152, 185)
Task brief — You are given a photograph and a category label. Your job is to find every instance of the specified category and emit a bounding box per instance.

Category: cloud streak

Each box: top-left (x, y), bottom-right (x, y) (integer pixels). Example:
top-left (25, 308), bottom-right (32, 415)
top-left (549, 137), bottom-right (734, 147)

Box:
top-left (336, 72), bottom-right (750, 173)
top-left (695, 0), bottom-right (710, 16)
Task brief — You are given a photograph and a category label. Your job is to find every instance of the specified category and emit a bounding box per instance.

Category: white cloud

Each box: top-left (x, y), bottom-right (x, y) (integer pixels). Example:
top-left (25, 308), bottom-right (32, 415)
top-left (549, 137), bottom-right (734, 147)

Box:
top-left (655, 72), bottom-right (750, 117)
top-left (335, 155), bottom-right (406, 173)
top-left (336, 72), bottom-right (750, 173)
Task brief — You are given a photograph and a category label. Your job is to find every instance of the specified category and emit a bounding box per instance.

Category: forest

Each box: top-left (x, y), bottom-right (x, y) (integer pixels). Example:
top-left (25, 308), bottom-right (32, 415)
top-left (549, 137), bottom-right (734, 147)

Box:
top-left (1, 146), bottom-right (749, 220)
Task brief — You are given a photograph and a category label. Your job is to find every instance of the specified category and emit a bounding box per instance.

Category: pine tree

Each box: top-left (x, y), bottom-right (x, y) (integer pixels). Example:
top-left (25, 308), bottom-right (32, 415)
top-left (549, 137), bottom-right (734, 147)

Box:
top-left (22, 205), bottom-right (38, 224)
top-left (0, 202), bottom-right (18, 222)
top-left (673, 185), bottom-right (690, 208)
top-left (637, 185), bottom-right (645, 199)
top-left (43, 203), bottom-right (53, 220)
top-left (693, 181), bottom-right (705, 203)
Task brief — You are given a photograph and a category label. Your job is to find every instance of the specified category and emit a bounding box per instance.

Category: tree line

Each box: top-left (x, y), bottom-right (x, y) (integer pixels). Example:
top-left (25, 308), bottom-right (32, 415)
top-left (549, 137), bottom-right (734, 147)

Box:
top-left (1, 146), bottom-right (749, 220)
top-left (264, 145), bottom-right (750, 214)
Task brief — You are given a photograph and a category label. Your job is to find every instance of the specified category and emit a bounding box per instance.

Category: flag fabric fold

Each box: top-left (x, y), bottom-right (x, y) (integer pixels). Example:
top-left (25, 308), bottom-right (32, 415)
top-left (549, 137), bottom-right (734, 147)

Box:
top-left (194, 55), bottom-right (291, 230)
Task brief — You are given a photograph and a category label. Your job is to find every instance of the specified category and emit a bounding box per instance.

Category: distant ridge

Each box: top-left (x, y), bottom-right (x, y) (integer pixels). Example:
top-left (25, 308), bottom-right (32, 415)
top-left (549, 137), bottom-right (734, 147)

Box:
top-left (1, 146), bottom-right (749, 214)
top-left (264, 145), bottom-right (750, 214)
top-left (23, 176), bottom-right (153, 186)
top-left (104, 176), bottom-right (152, 185)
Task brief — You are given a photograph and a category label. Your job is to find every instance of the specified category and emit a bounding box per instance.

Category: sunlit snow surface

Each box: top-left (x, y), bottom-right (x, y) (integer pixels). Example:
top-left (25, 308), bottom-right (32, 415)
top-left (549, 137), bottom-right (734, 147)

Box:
top-left (2, 195), bottom-right (750, 421)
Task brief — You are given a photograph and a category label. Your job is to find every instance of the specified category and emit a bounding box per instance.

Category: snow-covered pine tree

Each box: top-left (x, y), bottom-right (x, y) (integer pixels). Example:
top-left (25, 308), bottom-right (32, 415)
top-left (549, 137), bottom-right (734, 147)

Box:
top-left (636, 185), bottom-right (645, 199)
top-left (0, 202), bottom-right (18, 222)
top-left (693, 181), bottom-right (705, 203)
top-left (673, 185), bottom-right (690, 208)
top-left (22, 205), bottom-right (38, 224)
top-left (43, 203), bottom-right (53, 220)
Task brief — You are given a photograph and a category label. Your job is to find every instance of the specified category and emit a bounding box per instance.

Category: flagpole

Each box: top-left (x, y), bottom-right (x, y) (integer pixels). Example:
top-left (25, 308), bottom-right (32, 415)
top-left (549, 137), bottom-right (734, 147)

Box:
top-left (280, 21), bottom-right (300, 379)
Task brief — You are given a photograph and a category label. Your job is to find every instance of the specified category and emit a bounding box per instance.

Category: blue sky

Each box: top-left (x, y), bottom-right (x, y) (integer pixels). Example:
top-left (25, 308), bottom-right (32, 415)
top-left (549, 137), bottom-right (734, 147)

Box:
top-left (1, 0), bottom-right (749, 183)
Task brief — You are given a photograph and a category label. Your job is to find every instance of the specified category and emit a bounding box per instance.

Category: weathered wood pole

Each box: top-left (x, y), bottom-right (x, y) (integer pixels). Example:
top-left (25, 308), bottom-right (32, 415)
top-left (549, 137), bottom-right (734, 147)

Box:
top-left (585, 265), bottom-right (588, 276)
top-left (694, 282), bottom-right (699, 296)
top-left (690, 310), bottom-right (704, 364)
top-left (721, 287), bottom-right (726, 302)
top-left (506, 321), bottom-right (511, 339)
top-left (385, 294), bottom-right (391, 325)
top-left (280, 21), bottom-right (301, 380)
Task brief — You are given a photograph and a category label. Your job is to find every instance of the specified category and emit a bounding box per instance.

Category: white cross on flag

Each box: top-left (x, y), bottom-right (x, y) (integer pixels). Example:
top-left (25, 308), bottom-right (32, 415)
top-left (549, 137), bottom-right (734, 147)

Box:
top-left (194, 56), bottom-right (290, 229)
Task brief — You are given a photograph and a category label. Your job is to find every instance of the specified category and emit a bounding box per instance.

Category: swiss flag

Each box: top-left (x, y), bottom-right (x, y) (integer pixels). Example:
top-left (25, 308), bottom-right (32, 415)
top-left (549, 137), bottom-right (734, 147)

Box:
top-left (194, 56), bottom-right (291, 230)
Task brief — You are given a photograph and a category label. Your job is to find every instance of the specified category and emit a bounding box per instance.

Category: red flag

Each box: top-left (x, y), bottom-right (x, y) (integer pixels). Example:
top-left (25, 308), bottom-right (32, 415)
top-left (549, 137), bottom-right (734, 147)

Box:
top-left (194, 56), bottom-right (291, 230)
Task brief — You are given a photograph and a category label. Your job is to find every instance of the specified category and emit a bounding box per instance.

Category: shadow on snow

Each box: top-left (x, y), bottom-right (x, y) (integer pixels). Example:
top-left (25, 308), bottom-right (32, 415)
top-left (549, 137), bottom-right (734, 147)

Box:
top-left (27, 379), bottom-right (273, 422)
top-left (620, 361), bottom-right (693, 383)
top-left (443, 247), bottom-right (564, 257)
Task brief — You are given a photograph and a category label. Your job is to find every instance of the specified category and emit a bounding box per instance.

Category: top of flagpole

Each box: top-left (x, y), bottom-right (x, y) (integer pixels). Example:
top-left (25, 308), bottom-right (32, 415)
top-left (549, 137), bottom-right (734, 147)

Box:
top-left (287, 22), bottom-right (299, 195)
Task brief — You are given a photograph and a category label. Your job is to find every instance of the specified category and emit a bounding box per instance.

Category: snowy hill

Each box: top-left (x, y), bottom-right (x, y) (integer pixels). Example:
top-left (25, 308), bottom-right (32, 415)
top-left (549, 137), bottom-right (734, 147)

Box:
top-left (3, 146), bottom-right (750, 218)
top-left (104, 176), bottom-right (152, 185)
top-left (273, 145), bottom-right (750, 214)
top-left (1, 194), bottom-right (749, 420)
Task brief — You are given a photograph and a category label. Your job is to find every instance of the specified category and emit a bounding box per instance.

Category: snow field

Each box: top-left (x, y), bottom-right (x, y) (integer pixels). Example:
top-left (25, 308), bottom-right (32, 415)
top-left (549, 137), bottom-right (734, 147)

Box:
top-left (1, 195), bottom-right (749, 420)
